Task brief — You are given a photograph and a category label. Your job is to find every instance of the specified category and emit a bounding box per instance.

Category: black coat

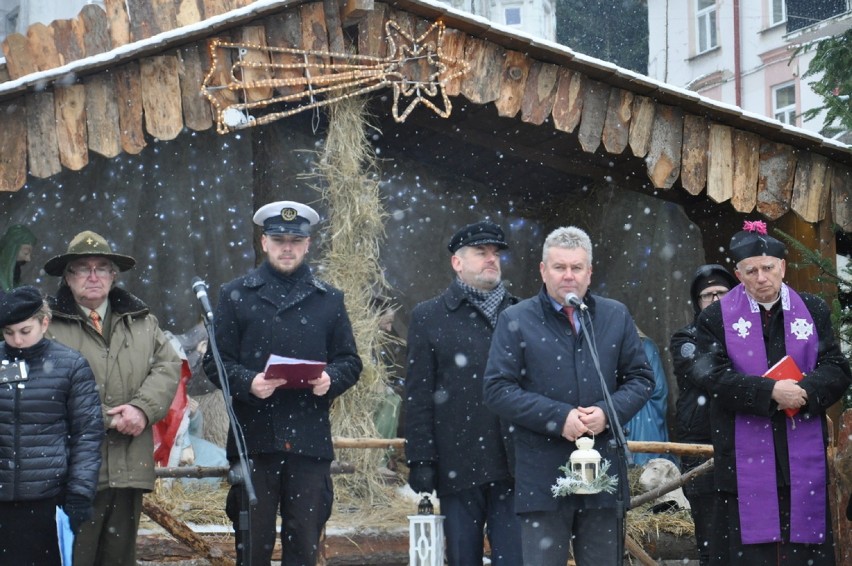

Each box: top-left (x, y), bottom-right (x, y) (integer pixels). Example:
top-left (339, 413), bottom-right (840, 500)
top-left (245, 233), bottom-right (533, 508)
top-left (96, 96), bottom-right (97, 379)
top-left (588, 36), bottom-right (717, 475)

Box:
top-left (205, 262), bottom-right (362, 461)
top-left (404, 279), bottom-right (518, 497)
top-left (484, 288), bottom-right (654, 513)
top-left (695, 290), bottom-right (851, 493)
top-left (670, 322), bottom-right (712, 445)
top-left (0, 338), bottom-right (103, 503)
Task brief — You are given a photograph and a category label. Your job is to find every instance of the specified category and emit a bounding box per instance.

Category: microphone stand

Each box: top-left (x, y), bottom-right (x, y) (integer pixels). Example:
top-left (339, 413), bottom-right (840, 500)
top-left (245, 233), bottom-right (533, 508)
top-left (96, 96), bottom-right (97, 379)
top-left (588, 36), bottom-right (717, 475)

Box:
top-left (199, 307), bottom-right (257, 566)
top-left (574, 304), bottom-right (629, 565)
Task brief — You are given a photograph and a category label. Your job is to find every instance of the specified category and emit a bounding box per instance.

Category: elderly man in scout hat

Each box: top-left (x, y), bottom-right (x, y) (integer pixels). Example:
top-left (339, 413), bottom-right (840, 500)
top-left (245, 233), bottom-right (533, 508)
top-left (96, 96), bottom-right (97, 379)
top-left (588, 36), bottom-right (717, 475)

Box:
top-left (44, 231), bottom-right (181, 566)
top-left (203, 200), bottom-right (361, 566)
top-left (405, 220), bottom-right (522, 565)
top-left (694, 220), bottom-right (851, 566)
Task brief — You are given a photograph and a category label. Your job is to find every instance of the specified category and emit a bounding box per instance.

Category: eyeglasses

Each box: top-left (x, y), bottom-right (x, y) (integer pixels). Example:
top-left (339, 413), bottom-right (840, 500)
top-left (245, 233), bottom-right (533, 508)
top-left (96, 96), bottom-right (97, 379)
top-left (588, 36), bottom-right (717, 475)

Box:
top-left (66, 266), bottom-right (114, 279)
top-left (698, 290), bottom-right (727, 303)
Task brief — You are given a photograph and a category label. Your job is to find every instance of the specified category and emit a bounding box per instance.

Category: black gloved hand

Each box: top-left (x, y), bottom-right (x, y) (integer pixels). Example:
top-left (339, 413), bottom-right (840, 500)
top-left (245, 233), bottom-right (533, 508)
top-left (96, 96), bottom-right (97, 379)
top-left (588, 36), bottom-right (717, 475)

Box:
top-left (63, 494), bottom-right (93, 535)
top-left (408, 462), bottom-right (437, 494)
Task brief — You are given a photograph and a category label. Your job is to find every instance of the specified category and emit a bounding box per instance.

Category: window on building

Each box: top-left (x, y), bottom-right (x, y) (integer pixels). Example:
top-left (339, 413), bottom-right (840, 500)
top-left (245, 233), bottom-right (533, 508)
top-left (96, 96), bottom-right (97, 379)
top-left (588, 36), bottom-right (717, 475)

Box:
top-left (773, 83), bottom-right (796, 125)
top-left (504, 6), bottom-right (521, 26)
top-left (1, 5), bottom-right (19, 47)
top-left (696, 0), bottom-right (717, 54)
top-left (769, 0), bottom-right (786, 26)
top-left (786, 0), bottom-right (847, 33)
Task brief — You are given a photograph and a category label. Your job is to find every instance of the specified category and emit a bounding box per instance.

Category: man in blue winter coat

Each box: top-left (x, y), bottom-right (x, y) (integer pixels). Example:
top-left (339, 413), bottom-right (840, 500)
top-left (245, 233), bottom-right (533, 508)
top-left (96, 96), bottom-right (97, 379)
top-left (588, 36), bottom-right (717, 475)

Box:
top-left (484, 225), bottom-right (653, 566)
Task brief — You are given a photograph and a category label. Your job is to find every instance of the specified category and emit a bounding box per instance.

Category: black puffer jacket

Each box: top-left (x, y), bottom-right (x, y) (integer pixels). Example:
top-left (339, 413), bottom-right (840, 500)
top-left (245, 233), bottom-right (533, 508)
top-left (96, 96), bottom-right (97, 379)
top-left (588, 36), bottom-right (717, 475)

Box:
top-left (0, 338), bottom-right (104, 502)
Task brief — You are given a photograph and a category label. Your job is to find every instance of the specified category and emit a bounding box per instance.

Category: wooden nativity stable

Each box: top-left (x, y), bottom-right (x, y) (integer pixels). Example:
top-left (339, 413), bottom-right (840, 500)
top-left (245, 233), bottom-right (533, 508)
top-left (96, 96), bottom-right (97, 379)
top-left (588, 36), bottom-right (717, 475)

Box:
top-left (1, 0), bottom-right (852, 561)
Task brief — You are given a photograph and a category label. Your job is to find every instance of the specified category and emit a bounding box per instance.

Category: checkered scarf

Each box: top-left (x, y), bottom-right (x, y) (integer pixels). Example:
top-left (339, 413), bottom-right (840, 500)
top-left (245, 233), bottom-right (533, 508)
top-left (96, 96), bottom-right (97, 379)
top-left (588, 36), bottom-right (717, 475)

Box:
top-left (456, 278), bottom-right (506, 326)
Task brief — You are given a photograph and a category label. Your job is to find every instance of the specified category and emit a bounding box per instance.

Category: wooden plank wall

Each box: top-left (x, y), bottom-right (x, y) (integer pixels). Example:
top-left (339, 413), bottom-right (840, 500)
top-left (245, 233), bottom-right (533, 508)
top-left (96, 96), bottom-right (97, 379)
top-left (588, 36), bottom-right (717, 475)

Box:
top-left (0, 0), bottom-right (850, 237)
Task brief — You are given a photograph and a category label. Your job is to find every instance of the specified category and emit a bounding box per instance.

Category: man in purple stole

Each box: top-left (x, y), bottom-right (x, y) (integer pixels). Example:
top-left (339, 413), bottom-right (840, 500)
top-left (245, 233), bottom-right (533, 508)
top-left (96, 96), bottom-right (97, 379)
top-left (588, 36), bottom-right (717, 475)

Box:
top-left (695, 220), bottom-right (851, 566)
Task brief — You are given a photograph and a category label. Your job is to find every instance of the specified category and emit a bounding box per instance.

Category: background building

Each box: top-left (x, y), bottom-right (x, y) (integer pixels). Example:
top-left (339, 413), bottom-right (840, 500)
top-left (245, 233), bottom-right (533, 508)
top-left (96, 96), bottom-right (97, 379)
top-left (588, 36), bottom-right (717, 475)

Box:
top-left (647, 0), bottom-right (851, 141)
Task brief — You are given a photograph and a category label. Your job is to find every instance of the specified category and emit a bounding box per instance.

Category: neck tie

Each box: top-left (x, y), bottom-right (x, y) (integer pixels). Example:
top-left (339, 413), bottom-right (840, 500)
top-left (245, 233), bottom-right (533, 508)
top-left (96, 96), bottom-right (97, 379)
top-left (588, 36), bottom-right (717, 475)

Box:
top-left (89, 310), bottom-right (103, 335)
top-left (562, 305), bottom-right (576, 335)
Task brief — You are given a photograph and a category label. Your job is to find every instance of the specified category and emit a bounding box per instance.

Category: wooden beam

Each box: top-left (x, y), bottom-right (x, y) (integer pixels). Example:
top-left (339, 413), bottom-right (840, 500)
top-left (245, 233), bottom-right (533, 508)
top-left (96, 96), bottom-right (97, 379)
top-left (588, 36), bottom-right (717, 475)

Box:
top-left (831, 165), bottom-right (852, 232)
top-left (680, 114), bottom-right (708, 195)
top-left (601, 87), bottom-right (633, 155)
top-left (55, 84), bottom-right (89, 171)
top-left (520, 60), bottom-right (558, 125)
top-left (114, 61), bottom-right (148, 154)
top-left (442, 28), bottom-right (467, 98)
top-left (494, 50), bottom-right (530, 119)
top-left (0, 100), bottom-right (28, 191)
top-left (791, 153), bottom-right (831, 223)
top-left (731, 130), bottom-right (759, 212)
top-left (628, 95), bottom-right (655, 158)
top-left (552, 67), bottom-right (583, 134)
top-left (178, 44), bottom-right (213, 131)
top-left (757, 141), bottom-right (796, 220)
top-left (645, 104), bottom-right (683, 189)
top-left (140, 54), bottom-right (184, 141)
top-left (237, 26), bottom-right (273, 102)
top-left (460, 37), bottom-right (504, 105)
top-left (26, 92), bottom-right (62, 178)
top-left (707, 123), bottom-right (733, 204)
top-left (85, 72), bottom-right (122, 158)
top-left (577, 79), bottom-right (609, 154)
top-left (104, 0), bottom-right (131, 47)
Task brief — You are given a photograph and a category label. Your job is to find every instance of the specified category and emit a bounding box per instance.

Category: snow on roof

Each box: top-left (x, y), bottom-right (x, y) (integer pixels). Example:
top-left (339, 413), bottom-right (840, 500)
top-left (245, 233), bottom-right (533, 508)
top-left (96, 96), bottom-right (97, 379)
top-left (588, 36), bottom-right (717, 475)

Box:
top-left (0, 0), bottom-right (848, 156)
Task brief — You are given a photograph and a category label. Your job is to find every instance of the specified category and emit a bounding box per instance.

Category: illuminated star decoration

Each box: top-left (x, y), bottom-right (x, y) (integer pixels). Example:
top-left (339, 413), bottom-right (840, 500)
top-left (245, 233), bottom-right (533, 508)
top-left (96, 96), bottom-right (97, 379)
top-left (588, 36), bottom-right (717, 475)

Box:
top-left (200, 19), bottom-right (469, 133)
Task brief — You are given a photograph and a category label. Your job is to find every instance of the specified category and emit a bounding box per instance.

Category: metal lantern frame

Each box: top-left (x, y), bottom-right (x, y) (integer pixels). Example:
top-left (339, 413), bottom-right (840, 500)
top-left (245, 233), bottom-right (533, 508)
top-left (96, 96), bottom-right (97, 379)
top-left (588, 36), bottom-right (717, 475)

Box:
top-left (408, 495), bottom-right (445, 566)
top-left (570, 436), bottom-right (603, 494)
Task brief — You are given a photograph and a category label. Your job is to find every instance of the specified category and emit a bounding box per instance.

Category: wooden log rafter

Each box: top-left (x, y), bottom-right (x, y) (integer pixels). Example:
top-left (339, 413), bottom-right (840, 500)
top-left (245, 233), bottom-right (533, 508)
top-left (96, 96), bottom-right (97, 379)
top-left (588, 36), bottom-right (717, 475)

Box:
top-left (0, 0), bottom-right (847, 233)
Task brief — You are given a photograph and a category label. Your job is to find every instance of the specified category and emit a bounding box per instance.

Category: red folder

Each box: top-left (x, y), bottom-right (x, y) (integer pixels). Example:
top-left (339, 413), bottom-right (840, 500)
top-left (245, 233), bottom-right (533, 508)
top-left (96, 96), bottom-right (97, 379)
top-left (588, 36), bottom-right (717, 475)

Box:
top-left (263, 355), bottom-right (326, 389)
top-left (763, 355), bottom-right (804, 418)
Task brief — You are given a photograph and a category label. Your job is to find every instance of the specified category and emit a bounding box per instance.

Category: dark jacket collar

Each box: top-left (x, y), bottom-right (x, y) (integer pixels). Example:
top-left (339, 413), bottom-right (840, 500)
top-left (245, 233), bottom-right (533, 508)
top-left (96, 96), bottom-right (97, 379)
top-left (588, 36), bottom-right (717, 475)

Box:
top-left (49, 284), bottom-right (150, 320)
top-left (244, 261), bottom-right (327, 293)
top-left (536, 285), bottom-right (596, 315)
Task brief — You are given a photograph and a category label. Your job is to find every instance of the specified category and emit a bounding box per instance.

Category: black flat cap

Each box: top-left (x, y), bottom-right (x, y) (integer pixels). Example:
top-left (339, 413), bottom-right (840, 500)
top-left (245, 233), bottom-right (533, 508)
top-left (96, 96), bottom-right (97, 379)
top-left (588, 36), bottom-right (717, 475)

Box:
top-left (0, 286), bottom-right (44, 328)
top-left (447, 221), bottom-right (509, 253)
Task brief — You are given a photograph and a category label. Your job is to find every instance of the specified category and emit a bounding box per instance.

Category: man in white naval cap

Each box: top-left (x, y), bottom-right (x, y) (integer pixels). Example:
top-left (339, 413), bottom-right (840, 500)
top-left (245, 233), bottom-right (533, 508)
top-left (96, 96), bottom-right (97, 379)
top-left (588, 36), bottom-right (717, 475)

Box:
top-left (204, 200), bottom-right (362, 566)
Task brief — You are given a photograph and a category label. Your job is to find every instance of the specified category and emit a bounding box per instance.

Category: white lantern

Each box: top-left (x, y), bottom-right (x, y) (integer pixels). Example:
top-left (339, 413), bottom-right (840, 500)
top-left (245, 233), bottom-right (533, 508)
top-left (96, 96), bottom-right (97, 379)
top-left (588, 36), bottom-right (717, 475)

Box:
top-left (408, 495), bottom-right (445, 566)
top-left (569, 436), bottom-right (602, 494)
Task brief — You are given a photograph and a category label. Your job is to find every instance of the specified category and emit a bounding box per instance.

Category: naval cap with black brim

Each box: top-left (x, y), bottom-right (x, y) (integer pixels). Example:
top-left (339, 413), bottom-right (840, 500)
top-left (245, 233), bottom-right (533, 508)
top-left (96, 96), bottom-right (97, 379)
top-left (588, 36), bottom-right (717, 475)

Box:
top-left (253, 201), bottom-right (320, 237)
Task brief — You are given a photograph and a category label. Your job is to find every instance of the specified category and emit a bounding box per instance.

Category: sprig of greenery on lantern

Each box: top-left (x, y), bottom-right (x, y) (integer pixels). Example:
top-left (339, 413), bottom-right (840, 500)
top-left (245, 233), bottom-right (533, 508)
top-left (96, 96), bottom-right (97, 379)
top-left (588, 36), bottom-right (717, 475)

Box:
top-left (551, 459), bottom-right (618, 497)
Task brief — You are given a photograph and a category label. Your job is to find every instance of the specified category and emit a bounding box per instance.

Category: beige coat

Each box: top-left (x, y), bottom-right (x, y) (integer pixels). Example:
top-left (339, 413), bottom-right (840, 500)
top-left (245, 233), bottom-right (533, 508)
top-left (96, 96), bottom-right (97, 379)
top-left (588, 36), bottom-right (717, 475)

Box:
top-left (47, 285), bottom-right (181, 491)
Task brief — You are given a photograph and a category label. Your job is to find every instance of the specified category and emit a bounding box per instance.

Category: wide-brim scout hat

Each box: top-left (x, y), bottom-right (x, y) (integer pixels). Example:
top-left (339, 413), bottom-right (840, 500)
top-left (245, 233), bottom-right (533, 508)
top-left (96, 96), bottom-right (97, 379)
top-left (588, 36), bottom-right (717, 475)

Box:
top-left (253, 201), bottom-right (320, 237)
top-left (44, 231), bottom-right (136, 276)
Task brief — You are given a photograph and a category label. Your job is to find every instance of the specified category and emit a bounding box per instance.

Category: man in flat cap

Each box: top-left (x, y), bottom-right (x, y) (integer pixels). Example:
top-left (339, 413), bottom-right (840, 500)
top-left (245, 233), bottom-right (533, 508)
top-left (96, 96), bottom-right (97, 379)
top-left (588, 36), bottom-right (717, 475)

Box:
top-left (670, 263), bottom-right (737, 566)
top-left (695, 220), bottom-right (851, 565)
top-left (204, 200), bottom-right (362, 566)
top-left (404, 220), bottom-right (522, 565)
top-left (43, 231), bottom-right (181, 566)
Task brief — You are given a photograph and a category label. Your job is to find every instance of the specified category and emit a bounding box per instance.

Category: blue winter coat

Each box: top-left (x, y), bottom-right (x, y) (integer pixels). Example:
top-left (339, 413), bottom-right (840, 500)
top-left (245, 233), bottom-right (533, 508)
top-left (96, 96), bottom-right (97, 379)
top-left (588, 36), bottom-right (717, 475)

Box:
top-left (483, 288), bottom-right (654, 513)
top-left (205, 261), bottom-right (362, 461)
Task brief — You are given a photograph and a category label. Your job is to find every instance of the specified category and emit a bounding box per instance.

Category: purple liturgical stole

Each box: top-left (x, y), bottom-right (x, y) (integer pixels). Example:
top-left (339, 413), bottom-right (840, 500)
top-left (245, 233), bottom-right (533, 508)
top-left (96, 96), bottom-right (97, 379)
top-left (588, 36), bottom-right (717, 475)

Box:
top-left (720, 284), bottom-right (826, 545)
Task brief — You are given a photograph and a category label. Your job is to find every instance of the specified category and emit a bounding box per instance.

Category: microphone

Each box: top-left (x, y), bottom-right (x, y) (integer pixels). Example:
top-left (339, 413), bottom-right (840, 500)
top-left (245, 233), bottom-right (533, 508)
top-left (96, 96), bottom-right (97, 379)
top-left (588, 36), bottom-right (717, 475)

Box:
top-left (192, 277), bottom-right (214, 321)
top-left (565, 292), bottom-right (587, 310)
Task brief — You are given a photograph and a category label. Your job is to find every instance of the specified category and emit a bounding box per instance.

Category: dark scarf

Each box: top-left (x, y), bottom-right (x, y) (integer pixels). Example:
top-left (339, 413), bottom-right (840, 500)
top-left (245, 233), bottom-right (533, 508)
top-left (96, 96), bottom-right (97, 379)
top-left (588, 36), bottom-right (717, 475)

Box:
top-left (455, 278), bottom-right (506, 326)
